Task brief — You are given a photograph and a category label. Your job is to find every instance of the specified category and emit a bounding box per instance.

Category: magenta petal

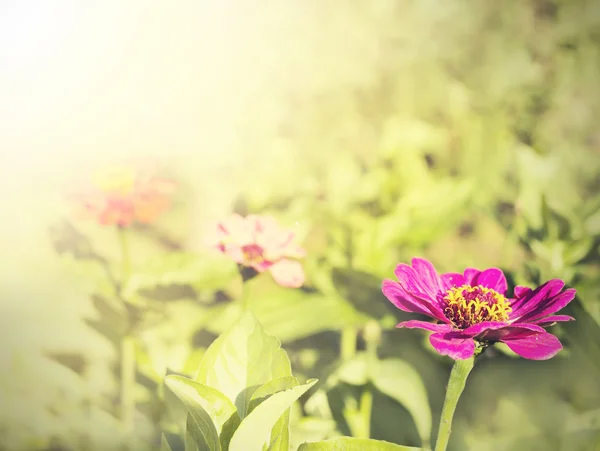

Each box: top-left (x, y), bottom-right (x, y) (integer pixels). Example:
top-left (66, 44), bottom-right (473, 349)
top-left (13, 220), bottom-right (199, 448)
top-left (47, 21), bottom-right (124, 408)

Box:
top-left (430, 333), bottom-right (476, 360)
top-left (441, 272), bottom-right (465, 290)
top-left (396, 320), bottom-right (452, 333)
top-left (452, 321), bottom-right (507, 337)
top-left (450, 321), bottom-right (544, 341)
top-left (509, 286), bottom-right (535, 312)
top-left (517, 288), bottom-right (577, 323)
top-left (514, 285), bottom-right (532, 298)
top-left (382, 279), bottom-right (443, 319)
top-left (472, 268), bottom-right (507, 294)
top-left (394, 263), bottom-right (437, 299)
top-left (503, 332), bottom-right (563, 360)
top-left (463, 268), bottom-right (481, 286)
top-left (510, 279), bottom-right (566, 319)
top-left (411, 258), bottom-right (443, 295)
top-left (532, 314), bottom-right (574, 327)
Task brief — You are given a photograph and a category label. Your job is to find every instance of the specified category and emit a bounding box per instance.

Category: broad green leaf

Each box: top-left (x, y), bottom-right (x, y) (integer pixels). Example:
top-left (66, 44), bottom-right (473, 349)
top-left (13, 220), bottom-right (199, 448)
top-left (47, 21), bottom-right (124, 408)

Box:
top-left (185, 414), bottom-right (216, 451)
top-left (334, 354), bottom-right (369, 386)
top-left (331, 268), bottom-right (396, 320)
top-left (195, 310), bottom-right (292, 418)
top-left (369, 359), bottom-right (431, 449)
top-left (248, 376), bottom-right (299, 414)
top-left (298, 437), bottom-right (427, 450)
top-left (165, 376), bottom-right (238, 432)
top-left (584, 208), bottom-right (600, 235)
top-left (564, 238), bottom-right (594, 265)
top-left (228, 379), bottom-right (318, 451)
top-left (248, 376), bottom-right (300, 451)
top-left (161, 434), bottom-right (173, 451)
top-left (219, 412), bottom-right (241, 451)
top-left (164, 376), bottom-right (221, 451)
top-left (250, 294), bottom-right (366, 342)
top-left (204, 290), bottom-right (366, 343)
top-left (124, 251), bottom-right (239, 299)
top-left (266, 409), bottom-right (290, 451)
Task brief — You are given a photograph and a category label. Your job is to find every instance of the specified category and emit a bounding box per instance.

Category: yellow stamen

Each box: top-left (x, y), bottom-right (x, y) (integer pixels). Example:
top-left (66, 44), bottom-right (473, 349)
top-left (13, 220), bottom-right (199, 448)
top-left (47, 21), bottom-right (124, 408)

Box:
top-left (93, 167), bottom-right (136, 195)
top-left (443, 285), bottom-right (512, 329)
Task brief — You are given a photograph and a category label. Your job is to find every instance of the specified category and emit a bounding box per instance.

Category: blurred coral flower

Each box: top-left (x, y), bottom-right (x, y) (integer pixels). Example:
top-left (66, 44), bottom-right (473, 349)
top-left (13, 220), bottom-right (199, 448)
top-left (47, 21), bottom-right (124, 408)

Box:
top-left (70, 162), bottom-right (176, 227)
top-left (382, 258), bottom-right (576, 360)
top-left (210, 214), bottom-right (305, 288)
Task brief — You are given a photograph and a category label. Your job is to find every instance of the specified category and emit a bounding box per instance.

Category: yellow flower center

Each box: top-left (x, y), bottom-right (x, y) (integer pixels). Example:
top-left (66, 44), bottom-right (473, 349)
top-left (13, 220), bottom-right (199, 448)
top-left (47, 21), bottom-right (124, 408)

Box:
top-left (443, 285), bottom-right (512, 329)
top-left (241, 244), bottom-right (265, 265)
top-left (93, 167), bottom-right (136, 195)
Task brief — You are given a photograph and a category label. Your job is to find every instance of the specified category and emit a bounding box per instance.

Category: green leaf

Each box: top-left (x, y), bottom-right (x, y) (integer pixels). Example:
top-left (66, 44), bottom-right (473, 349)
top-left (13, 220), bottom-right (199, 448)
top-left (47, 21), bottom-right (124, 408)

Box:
top-left (164, 376), bottom-right (221, 451)
top-left (203, 274), bottom-right (368, 342)
top-left (266, 409), bottom-right (291, 451)
top-left (219, 412), bottom-right (241, 451)
top-left (334, 354), bottom-right (369, 386)
top-left (564, 238), bottom-right (594, 265)
top-left (369, 359), bottom-right (432, 449)
top-left (195, 310), bottom-right (292, 418)
top-left (584, 208), bottom-right (600, 235)
top-left (331, 268), bottom-right (396, 320)
top-left (228, 379), bottom-right (318, 451)
top-left (248, 376), bottom-right (299, 414)
top-left (186, 414), bottom-right (215, 451)
top-left (298, 437), bottom-right (427, 450)
top-left (161, 434), bottom-right (173, 451)
top-left (247, 376), bottom-right (300, 451)
top-left (124, 251), bottom-right (239, 299)
top-left (251, 293), bottom-right (366, 343)
top-left (165, 376), bottom-right (238, 432)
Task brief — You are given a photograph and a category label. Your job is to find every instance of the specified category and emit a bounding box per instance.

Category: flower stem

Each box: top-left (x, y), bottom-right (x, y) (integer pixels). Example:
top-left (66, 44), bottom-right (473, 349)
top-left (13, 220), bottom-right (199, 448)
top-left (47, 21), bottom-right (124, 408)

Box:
top-left (340, 327), bottom-right (357, 361)
top-left (358, 386), bottom-right (373, 438)
top-left (434, 356), bottom-right (475, 451)
top-left (241, 279), bottom-right (251, 309)
top-left (117, 226), bottom-right (135, 437)
top-left (120, 335), bottom-right (136, 436)
top-left (117, 226), bottom-right (131, 284)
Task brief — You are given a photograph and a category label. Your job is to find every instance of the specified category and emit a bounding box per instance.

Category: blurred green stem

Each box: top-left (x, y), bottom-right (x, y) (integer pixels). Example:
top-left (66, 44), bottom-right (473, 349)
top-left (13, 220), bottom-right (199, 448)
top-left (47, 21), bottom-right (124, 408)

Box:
top-left (358, 386), bottom-right (373, 438)
top-left (344, 385), bottom-right (373, 439)
top-left (241, 279), bottom-right (251, 309)
top-left (118, 226), bottom-right (131, 285)
top-left (340, 327), bottom-right (357, 360)
top-left (120, 336), bottom-right (136, 436)
top-left (117, 226), bottom-right (135, 437)
top-left (434, 356), bottom-right (475, 451)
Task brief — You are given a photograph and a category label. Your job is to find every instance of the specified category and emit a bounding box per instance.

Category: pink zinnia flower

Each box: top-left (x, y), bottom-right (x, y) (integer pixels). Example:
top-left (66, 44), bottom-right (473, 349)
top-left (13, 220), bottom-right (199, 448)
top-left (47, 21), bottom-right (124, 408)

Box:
top-left (70, 162), bottom-right (176, 227)
top-left (382, 258), bottom-right (576, 360)
top-left (210, 214), bottom-right (305, 288)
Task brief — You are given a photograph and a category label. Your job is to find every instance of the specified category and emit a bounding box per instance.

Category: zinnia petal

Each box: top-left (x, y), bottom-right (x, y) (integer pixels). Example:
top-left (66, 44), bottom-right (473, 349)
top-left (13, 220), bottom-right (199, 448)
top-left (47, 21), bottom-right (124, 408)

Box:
top-left (514, 285), bottom-right (532, 298)
top-left (532, 314), bottom-right (574, 327)
top-left (382, 280), bottom-right (446, 321)
top-left (394, 264), bottom-right (436, 299)
top-left (470, 268), bottom-right (508, 294)
top-left (509, 280), bottom-right (567, 320)
top-left (516, 288), bottom-right (577, 323)
top-left (396, 320), bottom-right (452, 333)
top-left (440, 272), bottom-right (465, 290)
top-left (429, 333), bottom-right (476, 360)
top-left (462, 268), bottom-right (481, 286)
top-left (454, 321), bottom-right (544, 340)
top-left (411, 258), bottom-right (444, 296)
top-left (269, 259), bottom-right (304, 288)
top-left (502, 332), bottom-right (563, 360)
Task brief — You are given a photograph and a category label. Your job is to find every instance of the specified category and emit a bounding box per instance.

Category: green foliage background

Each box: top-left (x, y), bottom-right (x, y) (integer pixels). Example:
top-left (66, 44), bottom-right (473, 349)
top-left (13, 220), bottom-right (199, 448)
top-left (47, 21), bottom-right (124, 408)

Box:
top-left (1, 0), bottom-right (600, 450)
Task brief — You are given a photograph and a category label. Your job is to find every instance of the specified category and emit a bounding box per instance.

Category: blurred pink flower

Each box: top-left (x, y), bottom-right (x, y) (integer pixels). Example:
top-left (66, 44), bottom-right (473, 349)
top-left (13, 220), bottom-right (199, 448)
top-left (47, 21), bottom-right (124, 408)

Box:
top-left (210, 214), bottom-right (305, 288)
top-left (70, 162), bottom-right (176, 227)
